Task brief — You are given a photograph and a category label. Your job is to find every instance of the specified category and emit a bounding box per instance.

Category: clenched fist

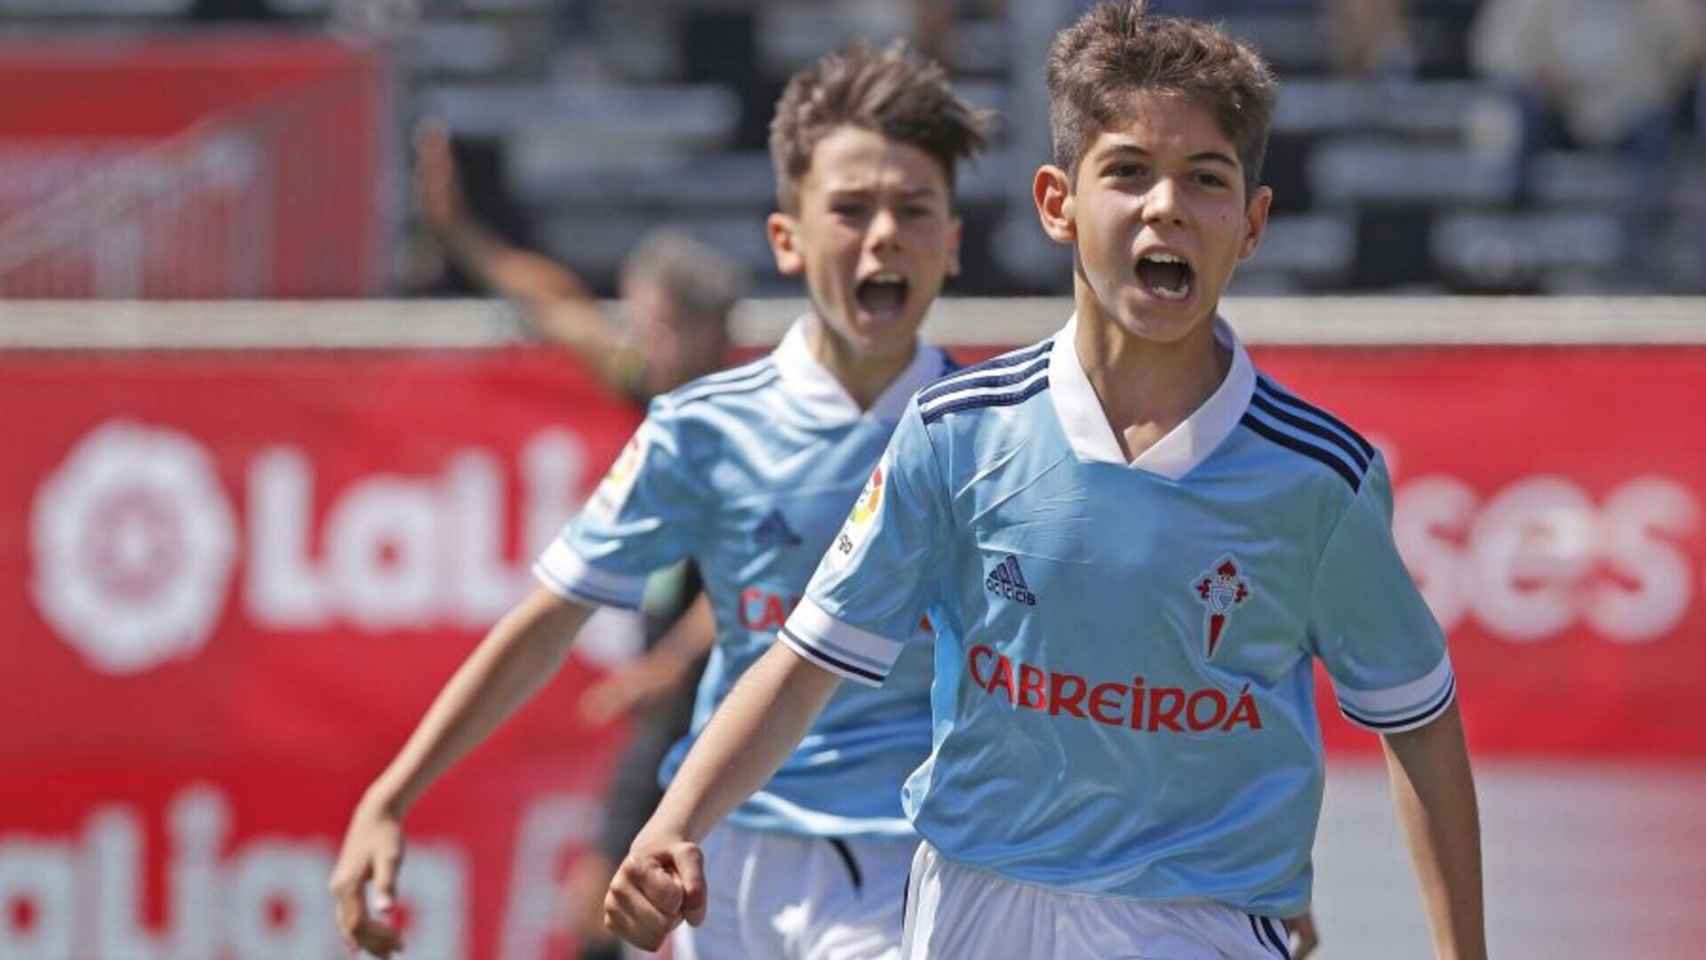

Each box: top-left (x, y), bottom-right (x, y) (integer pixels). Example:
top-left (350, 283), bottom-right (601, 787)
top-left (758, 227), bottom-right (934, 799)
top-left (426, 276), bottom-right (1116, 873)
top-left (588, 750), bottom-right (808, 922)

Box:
top-left (603, 836), bottom-right (709, 951)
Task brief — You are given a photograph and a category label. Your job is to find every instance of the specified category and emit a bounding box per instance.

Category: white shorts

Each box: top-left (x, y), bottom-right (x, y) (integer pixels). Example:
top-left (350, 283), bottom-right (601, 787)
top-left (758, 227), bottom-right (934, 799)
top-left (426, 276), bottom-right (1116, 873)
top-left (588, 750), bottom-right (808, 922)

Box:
top-left (900, 843), bottom-right (1293, 960)
top-left (671, 823), bottom-right (917, 960)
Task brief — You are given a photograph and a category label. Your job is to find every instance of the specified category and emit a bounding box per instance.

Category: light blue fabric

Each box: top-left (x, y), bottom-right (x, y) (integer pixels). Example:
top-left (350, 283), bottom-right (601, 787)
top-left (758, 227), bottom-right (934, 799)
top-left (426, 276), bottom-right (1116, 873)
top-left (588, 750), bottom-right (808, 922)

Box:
top-left (784, 317), bottom-right (1452, 915)
top-left (535, 319), bottom-right (952, 839)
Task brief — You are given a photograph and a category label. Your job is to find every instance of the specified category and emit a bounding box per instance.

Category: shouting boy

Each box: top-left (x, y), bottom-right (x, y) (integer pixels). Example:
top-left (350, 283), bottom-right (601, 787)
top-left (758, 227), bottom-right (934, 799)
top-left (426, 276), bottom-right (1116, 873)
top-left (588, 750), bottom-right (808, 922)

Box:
top-left (330, 41), bottom-right (989, 960)
top-left (604, 4), bottom-right (1485, 958)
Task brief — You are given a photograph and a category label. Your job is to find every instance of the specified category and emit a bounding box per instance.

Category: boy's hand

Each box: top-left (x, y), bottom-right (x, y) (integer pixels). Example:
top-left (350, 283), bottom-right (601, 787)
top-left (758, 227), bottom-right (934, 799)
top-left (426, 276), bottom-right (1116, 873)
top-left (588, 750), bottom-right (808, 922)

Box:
top-left (603, 835), bottom-right (707, 950)
top-left (579, 650), bottom-right (692, 725)
top-left (328, 801), bottom-right (406, 958)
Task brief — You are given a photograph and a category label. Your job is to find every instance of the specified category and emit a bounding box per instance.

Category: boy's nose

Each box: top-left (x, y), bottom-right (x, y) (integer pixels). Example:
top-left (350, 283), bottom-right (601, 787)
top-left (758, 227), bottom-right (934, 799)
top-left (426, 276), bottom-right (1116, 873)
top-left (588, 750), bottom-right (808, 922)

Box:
top-left (1142, 177), bottom-right (1188, 226)
top-left (867, 208), bottom-right (902, 249)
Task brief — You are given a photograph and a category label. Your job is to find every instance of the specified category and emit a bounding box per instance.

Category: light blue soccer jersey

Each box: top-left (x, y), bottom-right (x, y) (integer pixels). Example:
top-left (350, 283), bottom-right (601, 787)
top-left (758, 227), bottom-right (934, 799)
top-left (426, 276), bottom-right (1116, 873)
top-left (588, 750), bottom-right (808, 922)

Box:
top-left (781, 314), bottom-right (1453, 915)
top-left (534, 319), bottom-right (950, 839)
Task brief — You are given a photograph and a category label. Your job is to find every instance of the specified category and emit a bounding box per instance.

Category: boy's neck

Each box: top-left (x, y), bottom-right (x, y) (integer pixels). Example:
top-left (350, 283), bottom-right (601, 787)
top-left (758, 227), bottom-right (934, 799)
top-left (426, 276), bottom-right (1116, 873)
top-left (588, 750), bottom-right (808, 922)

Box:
top-left (1073, 297), bottom-right (1230, 463)
top-left (804, 316), bottom-right (919, 412)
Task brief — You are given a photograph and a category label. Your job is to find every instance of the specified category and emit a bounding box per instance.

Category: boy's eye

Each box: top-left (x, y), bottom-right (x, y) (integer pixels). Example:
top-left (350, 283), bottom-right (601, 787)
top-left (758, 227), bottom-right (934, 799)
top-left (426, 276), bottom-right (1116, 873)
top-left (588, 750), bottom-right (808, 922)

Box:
top-left (1107, 163), bottom-right (1144, 179)
top-left (1194, 171), bottom-right (1228, 187)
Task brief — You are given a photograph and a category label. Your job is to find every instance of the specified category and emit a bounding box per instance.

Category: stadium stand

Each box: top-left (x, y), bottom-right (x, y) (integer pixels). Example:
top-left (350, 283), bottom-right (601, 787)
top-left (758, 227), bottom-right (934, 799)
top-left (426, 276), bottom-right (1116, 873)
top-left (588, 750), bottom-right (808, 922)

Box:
top-left (1, 0), bottom-right (1702, 296)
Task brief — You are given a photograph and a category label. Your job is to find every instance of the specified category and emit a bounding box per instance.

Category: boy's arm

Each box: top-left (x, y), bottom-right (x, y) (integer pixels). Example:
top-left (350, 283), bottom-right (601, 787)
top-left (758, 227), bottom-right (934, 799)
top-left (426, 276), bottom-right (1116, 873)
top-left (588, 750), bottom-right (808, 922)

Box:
top-left (1304, 454), bottom-right (1480, 957)
top-left (413, 122), bottom-right (641, 391)
top-left (1382, 700), bottom-right (1487, 960)
top-left (604, 641), bottom-right (843, 950)
top-left (329, 586), bottom-right (594, 957)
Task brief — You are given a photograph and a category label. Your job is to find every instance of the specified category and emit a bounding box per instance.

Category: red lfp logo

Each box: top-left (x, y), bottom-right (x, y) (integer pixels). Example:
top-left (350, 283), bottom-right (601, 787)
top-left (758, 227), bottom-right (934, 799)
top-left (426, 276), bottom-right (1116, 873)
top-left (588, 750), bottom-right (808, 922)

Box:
top-left (1194, 554), bottom-right (1250, 659)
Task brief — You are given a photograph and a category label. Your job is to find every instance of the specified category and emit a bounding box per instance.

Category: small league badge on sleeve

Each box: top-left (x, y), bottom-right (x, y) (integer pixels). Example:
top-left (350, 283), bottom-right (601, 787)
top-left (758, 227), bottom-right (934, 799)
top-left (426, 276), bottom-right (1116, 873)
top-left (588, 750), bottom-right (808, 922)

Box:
top-left (587, 429), bottom-right (648, 521)
top-left (830, 459), bottom-right (885, 567)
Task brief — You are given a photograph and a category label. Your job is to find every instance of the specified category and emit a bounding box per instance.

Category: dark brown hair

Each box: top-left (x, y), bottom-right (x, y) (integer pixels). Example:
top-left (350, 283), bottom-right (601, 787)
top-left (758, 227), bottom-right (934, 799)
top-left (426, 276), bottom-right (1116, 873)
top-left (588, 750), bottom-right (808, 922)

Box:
top-left (769, 40), bottom-right (991, 212)
top-left (1047, 0), bottom-right (1277, 196)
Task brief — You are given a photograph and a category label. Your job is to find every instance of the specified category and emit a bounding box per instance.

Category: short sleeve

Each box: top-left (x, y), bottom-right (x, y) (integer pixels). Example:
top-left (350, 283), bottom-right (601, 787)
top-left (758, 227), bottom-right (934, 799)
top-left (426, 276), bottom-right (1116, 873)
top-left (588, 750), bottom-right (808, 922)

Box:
top-left (532, 401), bottom-right (707, 609)
top-left (780, 403), bottom-right (947, 686)
top-left (1309, 455), bottom-right (1455, 733)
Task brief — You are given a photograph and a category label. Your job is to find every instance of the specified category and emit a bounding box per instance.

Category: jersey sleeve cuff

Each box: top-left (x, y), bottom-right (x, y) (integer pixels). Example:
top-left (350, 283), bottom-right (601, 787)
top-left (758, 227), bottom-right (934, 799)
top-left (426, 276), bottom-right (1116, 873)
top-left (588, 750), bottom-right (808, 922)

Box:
top-left (531, 539), bottom-right (648, 610)
top-left (777, 597), bottom-right (904, 688)
top-left (1334, 654), bottom-right (1456, 734)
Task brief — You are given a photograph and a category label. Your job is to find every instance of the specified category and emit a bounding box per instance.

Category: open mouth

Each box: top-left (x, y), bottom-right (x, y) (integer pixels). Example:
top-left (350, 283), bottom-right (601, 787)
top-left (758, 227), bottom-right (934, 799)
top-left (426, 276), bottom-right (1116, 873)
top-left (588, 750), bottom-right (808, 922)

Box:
top-left (855, 272), bottom-right (910, 319)
top-left (1136, 251), bottom-right (1194, 302)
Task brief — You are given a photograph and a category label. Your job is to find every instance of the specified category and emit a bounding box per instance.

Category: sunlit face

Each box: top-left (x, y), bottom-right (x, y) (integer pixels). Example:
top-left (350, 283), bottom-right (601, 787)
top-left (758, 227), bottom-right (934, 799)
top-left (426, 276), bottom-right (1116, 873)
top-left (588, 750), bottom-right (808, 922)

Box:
top-left (1036, 92), bottom-right (1271, 344)
top-left (768, 125), bottom-right (962, 364)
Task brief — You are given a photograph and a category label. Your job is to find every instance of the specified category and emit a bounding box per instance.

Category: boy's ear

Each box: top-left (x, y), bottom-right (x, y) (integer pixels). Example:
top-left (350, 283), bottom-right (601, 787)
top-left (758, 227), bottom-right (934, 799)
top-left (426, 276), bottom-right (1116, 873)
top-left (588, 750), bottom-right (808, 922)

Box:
top-left (1033, 165), bottom-right (1075, 246)
top-left (1238, 185), bottom-right (1273, 261)
top-left (767, 212), bottom-right (805, 276)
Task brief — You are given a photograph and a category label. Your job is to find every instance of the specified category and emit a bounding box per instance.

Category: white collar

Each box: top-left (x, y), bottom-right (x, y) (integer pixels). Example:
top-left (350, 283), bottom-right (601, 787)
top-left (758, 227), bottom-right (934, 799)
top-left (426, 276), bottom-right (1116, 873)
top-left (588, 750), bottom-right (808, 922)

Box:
top-left (1047, 313), bottom-right (1255, 478)
top-left (772, 315), bottom-right (947, 425)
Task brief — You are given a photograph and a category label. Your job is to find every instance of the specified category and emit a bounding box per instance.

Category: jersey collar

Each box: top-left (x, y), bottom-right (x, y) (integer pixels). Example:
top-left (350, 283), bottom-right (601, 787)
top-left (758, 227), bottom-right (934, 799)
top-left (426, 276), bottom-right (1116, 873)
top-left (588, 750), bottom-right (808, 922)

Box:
top-left (773, 315), bottom-right (946, 426)
top-left (1047, 312), bottom-right (1255, 478)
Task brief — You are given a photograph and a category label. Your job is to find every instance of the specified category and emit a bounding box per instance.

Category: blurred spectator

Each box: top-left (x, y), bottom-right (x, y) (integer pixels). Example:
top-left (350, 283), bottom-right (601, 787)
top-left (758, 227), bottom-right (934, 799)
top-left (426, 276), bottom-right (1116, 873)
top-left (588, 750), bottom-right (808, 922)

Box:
top-left (913, 0), bottom-right (961, 63)
top-left (1471, 0), bottom-right (1704, 286)
top-left (414, 121), bottom-right (746, 401)
top-left (1471, 0), bottom-right (1705, 186)
top-left (1326, 0), bottom-right (1415, 78)
top-left (912, 0), bottom-right (1009, 63)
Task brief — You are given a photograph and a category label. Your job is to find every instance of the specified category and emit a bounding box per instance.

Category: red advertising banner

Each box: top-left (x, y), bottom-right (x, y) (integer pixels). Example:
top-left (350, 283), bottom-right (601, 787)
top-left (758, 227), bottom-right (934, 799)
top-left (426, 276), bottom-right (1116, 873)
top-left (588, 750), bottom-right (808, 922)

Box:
top-left (1250, 346), bottom-right (1706, 759)
top-left (1, 344), bottom-right (1702, 956)
top-left (1, 350), bottom-right (639, 957)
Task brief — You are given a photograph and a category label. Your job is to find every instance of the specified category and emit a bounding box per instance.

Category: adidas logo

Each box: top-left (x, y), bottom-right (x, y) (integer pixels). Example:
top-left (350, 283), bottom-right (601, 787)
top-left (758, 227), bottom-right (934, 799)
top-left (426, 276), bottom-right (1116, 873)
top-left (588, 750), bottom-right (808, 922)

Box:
top-left (753, 508), bottom-right (803, 549)
top-left (984, 553), bottom-right (1037, 606)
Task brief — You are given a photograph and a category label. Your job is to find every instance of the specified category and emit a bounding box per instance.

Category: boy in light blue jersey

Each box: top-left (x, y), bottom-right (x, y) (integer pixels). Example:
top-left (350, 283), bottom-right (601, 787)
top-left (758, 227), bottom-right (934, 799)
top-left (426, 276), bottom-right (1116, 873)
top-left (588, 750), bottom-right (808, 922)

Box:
top-left (330, 43), bottom-right (989, 960)
top-left (611, 4), bottom-right (1485, 959)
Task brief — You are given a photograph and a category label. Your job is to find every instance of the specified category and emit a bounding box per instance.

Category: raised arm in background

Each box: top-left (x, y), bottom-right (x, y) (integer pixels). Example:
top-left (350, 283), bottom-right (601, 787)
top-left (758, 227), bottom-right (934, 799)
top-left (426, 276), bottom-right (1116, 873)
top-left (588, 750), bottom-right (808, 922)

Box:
top-left (413, 121), bottom-right (643, 392)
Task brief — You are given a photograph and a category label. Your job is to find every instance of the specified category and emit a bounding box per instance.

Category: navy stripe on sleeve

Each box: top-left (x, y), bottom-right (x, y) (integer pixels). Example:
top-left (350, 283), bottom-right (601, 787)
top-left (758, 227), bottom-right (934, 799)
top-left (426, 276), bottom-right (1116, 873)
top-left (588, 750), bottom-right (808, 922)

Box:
top-left (1249, 391), bottom-right (1369, 472)
top-left (917, 356), bottom-right (1050, 409)
top-left (779, 626), bottom-right (886, 684)
top-left (916, 340), bottom-right (1052, 405)
top-left (921, 376), bottom-right (1051, 424)
top-left (1239, 412), bottom-right (1362, 491)
top-left (1255, 376), bottom-right (1374, 460)
top-left (1339, 676), bottom-right (1456, 731)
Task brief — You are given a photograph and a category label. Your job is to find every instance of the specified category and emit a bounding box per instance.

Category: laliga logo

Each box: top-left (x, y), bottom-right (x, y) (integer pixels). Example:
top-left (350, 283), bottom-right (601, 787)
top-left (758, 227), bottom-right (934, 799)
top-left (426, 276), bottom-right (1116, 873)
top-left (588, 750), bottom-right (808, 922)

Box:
top-left (29, 417), bottom-right (600, 676)
top-left (30, 421), bottom-right (237, 674)
top-left (1193, 554), bottom-right (1250, 659)
top-left (849, 464), bottom-right (883, 526)
top-left (832, 461), bottom-right (885, 565)
top-left (587, 430), bottom-right (645, 521)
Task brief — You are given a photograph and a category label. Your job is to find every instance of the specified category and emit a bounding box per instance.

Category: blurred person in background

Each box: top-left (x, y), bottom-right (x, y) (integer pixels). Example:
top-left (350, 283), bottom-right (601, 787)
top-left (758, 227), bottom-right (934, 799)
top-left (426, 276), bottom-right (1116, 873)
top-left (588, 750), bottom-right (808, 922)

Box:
top-left (1326, 0), bottom-right (1415, 79)
top-left (415, 121), bottom-right (746, 404)
top-left (1471, 0), bottom-right (1705, 284)
top-left (415, 122), bottom-right (743, 960)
